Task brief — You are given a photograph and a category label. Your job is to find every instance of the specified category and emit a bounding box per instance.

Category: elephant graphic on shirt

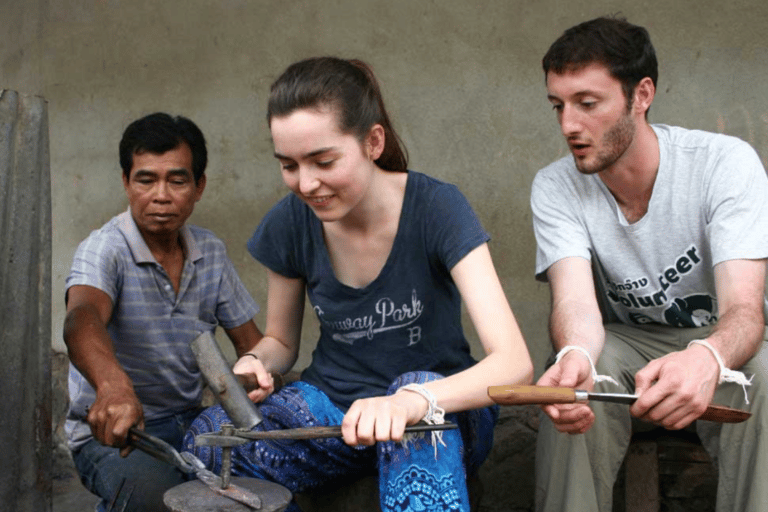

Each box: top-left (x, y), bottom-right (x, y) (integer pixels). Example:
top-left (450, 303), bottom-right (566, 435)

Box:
top-left (664, 294), bottom-right (717, 327)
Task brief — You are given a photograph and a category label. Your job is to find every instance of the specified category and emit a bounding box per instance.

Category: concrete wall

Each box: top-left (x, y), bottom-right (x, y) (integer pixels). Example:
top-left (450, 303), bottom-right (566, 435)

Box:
top-left (2, 0), bottom-right (767, 375)
top-left (0, 91), bottom-right (52, 511)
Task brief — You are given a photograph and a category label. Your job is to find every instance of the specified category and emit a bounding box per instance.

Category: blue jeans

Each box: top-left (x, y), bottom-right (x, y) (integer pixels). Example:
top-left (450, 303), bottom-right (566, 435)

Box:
top-left (185, 372), bottom-right (498, 512)
top-left (72, 408), bottom-right (201, 512)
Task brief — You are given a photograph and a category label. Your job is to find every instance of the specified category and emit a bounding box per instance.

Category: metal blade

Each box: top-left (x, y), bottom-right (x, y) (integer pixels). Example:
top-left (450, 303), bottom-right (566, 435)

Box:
top-left (584, 391), bottom-right (752, 423)
top-left (180, 451), bottom-right (263, 509)
top-left (196, 421), bottom-right (458, 445)
top-left (585, 391), bottom-right (639, 405)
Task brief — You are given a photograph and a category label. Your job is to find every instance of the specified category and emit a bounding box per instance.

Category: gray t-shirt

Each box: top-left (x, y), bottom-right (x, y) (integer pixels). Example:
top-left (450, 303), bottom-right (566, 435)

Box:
top-left (532, 124), bottom-right (768, 327)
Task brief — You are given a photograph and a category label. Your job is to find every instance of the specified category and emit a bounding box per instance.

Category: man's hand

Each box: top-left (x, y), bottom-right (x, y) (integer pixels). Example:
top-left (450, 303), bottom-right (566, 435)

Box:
top-left (537, 350), bottom-right (596, 434)
top-left (64, 286), bottom-right (144, 456)
top-left (631, 343), bottom-right (720, 430)
top-left (233, 354), bottom-right (277, 403)
top-left (88, 381), bottom-right (144, 457)
top-left (341, 391), bottom-right (429, 446)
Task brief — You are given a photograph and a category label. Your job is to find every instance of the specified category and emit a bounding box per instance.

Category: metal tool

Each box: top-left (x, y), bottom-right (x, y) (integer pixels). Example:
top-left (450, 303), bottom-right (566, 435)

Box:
top-left (105, 477), bottom-right (133, 512)
top-left (195, 421), bottom-right (458, 446)
top-left (488, 385), bottom-right (752, 423)
top-left (128, 427), bottom-right (263, 509)
top-left (191, 331), bottom-right (264, 430)
top-left (164, 477), bottom-right (292, 512)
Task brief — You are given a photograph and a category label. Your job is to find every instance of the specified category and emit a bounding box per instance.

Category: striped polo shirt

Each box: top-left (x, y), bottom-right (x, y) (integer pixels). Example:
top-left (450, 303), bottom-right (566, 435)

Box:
top-left (65, 210), bottom-right (259, 450)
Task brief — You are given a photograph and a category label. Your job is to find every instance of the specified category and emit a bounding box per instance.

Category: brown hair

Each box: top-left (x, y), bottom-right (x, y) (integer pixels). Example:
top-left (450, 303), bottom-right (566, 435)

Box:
top-left (543, 16), bottom-right (658, 105)
top-left (267, 57), bottom-right (408, 172)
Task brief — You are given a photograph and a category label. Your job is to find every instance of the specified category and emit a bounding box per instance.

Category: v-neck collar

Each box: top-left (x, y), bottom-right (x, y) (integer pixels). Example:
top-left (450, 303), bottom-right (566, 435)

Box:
top-left (311, 171), bottom-right (412, 293)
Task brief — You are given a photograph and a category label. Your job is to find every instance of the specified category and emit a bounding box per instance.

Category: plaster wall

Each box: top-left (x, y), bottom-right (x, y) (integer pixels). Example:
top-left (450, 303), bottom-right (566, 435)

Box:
top-left (2, 0), bottom-right (767, 376)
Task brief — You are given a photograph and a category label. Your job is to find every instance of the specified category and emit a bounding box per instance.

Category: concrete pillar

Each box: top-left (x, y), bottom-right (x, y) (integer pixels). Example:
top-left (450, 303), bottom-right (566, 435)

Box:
top-left (0, 90), bottom-right (52, 511)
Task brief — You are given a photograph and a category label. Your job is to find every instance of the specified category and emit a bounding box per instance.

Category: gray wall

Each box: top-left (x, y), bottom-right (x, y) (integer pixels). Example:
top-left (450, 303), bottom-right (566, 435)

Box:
top-left (0, 91), bottom-right (52, 511)
top-left (2, 0), bottom-right (767, 375)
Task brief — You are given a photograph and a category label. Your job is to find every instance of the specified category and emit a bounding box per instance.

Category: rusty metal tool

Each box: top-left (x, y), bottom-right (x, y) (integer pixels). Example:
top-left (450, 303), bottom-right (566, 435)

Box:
top-left (195, 421), bottom-right (458, 446)
top-left (488, 385), bottom-right (752, 423)
top-left (191, 331), bottom-right (264, 430)
top-left (128, 427), bottom-right (263, 509)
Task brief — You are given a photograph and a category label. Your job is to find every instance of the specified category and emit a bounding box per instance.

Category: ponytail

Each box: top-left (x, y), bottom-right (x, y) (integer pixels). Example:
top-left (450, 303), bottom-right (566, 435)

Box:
top-left (267, 57), bottom-right (408, 172)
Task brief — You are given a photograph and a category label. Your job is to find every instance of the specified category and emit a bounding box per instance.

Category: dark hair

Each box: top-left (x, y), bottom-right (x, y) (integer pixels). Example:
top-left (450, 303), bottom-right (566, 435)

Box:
top-left (542, 16), bottom-right (658, 103)
top-left (267, 57), bottom-right (408, 172)
top-left (119, 112), bottom-right (208, 183)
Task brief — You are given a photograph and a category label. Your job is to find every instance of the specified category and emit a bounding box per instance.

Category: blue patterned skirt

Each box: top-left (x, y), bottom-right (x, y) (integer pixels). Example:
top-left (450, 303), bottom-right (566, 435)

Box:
top-left (183, 372), bottom-right (497, 512)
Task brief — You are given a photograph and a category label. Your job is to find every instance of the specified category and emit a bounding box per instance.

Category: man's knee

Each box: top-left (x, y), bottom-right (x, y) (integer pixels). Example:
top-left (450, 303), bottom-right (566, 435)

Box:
top-left (73, 441), bottom-right (184, 512)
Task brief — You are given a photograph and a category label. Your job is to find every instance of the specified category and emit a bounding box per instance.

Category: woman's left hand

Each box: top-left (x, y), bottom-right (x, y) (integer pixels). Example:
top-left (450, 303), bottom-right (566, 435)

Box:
top-left (232, 354), bottom-right (276, 403)
top-left (341, 391), bottom-right (429, 446)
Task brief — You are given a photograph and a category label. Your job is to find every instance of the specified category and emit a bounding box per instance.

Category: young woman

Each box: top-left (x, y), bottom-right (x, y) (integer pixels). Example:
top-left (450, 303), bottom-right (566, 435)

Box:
top-left (185, 57), bottom-right (533, 512)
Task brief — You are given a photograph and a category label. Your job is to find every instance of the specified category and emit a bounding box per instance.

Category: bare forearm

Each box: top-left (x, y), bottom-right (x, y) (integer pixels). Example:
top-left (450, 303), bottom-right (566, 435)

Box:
top-left (424, 350), bottom-right (533, 414)
top-left (706, 258), bottom-right (766, 369)
top-left (549, 299), bottom-right (606, 360)
top-left (224, 320), bottom-right (263, 358)
top-left (243, 334), bottom-right (298, 375)
top-left (63, 306), bottom-right (133, 392)
top-left (705, 303), bottom-right (764, 369)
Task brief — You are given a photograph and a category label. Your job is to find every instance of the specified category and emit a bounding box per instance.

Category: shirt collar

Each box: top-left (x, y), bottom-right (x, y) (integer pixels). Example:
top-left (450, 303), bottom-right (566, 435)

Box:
top-left (117, 209), bottom-right (203, 264)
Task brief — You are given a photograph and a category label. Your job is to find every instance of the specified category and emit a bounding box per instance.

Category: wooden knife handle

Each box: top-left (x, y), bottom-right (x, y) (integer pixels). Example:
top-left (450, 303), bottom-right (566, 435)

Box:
top-left (488, 385), bottom-right (577, 405)
top-left (487, 385), bottom-right (752, 424)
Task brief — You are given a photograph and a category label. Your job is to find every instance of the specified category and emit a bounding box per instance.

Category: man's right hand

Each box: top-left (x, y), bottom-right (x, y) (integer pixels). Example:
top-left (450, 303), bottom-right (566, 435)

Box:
top-left (536, 349), bottom-right (596, 434)
top-left (88, 381), bottom-right (144, 457)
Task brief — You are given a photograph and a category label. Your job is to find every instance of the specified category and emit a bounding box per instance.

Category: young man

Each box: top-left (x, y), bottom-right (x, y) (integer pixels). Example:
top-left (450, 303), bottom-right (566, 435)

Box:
top-left (531, 17), bottom-right (768, 512)
top-left (64, 113), bottom-right (263, 511)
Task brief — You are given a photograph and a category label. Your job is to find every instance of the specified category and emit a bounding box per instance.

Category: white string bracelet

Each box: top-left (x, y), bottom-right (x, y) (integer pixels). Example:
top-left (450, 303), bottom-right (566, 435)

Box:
top-left (555, 346), bottom-right (619, 386)
top-left (688, 339), bottom-right (753, 404)
top-left (397, 383), bottom-right (446, 458)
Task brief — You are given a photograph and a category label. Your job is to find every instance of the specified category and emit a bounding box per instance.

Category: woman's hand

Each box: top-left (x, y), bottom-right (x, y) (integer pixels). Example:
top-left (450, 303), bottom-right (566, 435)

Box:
top-left (232, 354), bottom-right (277, 403)
top-left (340, 391), bottom-right (429, 446)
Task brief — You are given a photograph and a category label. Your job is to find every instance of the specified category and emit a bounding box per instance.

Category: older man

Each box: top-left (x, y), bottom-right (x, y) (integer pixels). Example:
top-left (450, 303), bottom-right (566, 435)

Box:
top-left (64, 113), bottom-right (262, 511)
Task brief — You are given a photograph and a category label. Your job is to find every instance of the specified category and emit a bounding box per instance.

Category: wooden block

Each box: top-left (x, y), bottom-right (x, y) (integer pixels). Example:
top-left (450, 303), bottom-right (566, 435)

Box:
top-left (625, 440), bottom-right (659, 512)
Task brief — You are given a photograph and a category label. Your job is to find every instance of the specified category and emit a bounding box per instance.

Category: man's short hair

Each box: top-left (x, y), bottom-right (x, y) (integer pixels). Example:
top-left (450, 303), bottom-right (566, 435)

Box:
top-left (119, 113), bottom-right (207, 183)
top-left (542, 16), bottom-right (658, 102)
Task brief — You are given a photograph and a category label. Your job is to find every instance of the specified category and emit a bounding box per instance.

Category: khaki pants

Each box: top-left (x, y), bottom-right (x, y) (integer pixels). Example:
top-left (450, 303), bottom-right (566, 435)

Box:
top-left (535, 324), bottom-right (768, 512)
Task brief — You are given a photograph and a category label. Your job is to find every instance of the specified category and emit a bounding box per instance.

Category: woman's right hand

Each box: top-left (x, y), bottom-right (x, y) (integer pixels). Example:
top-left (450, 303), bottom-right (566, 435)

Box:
top-left (340, 391), bottom-right (429, 446)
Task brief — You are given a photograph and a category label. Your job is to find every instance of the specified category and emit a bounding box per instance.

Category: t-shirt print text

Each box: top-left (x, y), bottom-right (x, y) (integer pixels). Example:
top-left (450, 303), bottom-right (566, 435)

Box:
top-left (603, 245), bottom-right (715, 327)
top-left (315, 289), bottom-right (424, 345)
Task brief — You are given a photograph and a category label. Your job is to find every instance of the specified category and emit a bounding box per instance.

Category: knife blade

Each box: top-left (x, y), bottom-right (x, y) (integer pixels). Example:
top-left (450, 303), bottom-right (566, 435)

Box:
top-left (195, 421), bottom-right (458, 445)
top-left (488, 385), bottom-right (751, 423)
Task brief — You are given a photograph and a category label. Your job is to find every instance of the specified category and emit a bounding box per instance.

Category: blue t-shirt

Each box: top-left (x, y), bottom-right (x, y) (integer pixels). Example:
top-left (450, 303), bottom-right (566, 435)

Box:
top-left (248, 171), bottom-right (489, 410)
